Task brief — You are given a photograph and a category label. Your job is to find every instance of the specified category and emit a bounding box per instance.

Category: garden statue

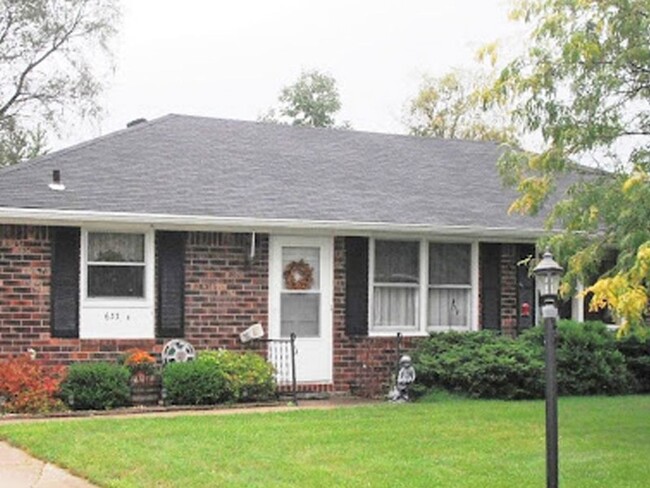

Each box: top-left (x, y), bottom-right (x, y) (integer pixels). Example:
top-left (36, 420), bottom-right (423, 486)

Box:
top-left (389, 355), bottom-right (416, 402)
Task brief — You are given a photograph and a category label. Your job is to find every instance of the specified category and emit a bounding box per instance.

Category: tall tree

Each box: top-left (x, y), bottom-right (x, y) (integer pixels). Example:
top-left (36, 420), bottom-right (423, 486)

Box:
top-left (405, 70), bottom-right (515, 143)
top-left (490, 0), bottom-right (649, 333)
top-left (0, 0), bottom-right (120, 167)
top-left (261, 70), bottom-right (349, 128)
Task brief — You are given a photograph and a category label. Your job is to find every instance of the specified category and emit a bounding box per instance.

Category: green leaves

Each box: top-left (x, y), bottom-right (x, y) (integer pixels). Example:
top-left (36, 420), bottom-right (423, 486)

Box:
top-left (404, 69), bottom-right (517, 143)
top-left (261, 69), bottom-right (349, 129)
top-left (492, 0), bottom-right (649, 331)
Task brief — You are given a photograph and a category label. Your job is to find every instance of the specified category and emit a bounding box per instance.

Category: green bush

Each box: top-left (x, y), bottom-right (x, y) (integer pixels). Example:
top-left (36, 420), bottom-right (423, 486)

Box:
top-left (616, 332), bottom-right (650, 393)
top-left (413, 321), bottom-right (633, 400)
top-left (520, 320), bottom-right (632, 396)
top-left (60, 362), bottom-right (131, 410)
top-left (162, 360), bottom-right (228, 405)
top-left (413, 331), bottom-right (544, 400)
top-left (198, 350), bottom-right (276, 402)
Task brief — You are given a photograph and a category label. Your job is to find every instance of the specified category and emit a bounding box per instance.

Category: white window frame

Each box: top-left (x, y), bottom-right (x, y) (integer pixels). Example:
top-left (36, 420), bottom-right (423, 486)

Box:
top-left (79, 227), bottom-right (155, 339)
top-left (368, 237), bottom-right (479, 337)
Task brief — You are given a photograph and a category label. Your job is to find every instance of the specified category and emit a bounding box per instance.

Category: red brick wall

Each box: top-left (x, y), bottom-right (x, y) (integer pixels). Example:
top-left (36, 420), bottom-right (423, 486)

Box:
top-left (331, 239), bottom-right (523, 396)
top-left (183, 232), bottom-right (268, 351)
top-left (0, 226), bottom-right (267, 364)
top-left (0, 226), bottom-right (51, 358)
top-left (0, 225), bottom-right (522, 397)
top-left (499, 244), bottom-right (519, 336)
top-left (0, 225), bottom-right (160, 363)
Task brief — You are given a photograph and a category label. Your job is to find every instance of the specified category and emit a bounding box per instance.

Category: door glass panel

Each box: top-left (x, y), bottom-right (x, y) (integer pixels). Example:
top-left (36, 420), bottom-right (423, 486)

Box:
top-left (280, 246), bottom-right (321, 338)
top-left (282, 247), bottom-right (320, 290)
top-left (281, 294), bottom-right (320, 337)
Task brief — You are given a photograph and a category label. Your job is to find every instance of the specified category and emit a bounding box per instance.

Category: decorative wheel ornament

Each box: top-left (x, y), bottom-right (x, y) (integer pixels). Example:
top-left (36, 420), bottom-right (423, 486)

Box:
top-left (161, 339), bottom-right (196, 364)
top-left (283, 259), bottom-right (314, 290)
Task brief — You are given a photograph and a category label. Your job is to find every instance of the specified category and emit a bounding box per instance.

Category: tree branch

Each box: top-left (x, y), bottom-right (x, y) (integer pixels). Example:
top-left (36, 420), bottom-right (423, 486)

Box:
top-left (0, 6), bottom-right (84, 118)
top-left (0, 11), bottom-right (13, 47)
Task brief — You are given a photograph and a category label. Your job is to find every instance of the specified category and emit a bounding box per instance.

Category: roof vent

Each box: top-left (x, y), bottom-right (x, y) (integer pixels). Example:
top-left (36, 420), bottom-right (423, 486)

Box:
top-left (48, 169), bottom-right (65, 191)
top-left (126, 118), bottom-right (147, 128)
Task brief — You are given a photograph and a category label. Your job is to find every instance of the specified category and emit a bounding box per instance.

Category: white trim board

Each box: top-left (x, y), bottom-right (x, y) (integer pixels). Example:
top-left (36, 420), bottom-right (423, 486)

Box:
top-left (0, 207), bottom-right (547, 240)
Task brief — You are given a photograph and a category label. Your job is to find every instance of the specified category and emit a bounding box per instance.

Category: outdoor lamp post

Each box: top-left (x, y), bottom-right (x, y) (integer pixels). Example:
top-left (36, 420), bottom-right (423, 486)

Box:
top-left (533, 250), bottom-right (563, 488)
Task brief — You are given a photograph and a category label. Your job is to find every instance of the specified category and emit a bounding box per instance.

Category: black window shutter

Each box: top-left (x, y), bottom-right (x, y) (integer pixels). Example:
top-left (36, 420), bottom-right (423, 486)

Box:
top-left (51, 227), bottom-right (80, 338)
top-left (345, 237), bottom-right (369, 336)
top-left (480, 243), bottom-right (501, 331)
top-left (157, 231), bottom-right (186, 337)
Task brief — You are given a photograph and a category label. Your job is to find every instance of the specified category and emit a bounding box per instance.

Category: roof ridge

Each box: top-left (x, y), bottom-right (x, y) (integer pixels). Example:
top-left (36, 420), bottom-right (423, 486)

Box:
top-left (169, 113), bottom-right (503, 147)
top-left (0, 114), bottom-right (177, 177)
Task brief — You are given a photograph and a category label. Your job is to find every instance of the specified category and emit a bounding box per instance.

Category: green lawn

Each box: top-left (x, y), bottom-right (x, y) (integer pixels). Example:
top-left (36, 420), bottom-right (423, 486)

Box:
top-left (0, 395), bottom-right (648, 487)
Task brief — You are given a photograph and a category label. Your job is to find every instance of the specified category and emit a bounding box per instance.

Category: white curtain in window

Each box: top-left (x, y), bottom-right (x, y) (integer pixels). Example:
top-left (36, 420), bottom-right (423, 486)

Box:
top-left (89, 233), bottom-right (144, 263)
top-left (428, 288), bottom-right (470, 327)
top-left (373, 287), bottom-right (418, 327)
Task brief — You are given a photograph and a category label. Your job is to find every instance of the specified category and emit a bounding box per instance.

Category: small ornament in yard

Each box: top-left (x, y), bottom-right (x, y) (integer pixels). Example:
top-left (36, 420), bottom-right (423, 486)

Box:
top-left (161, 339), bottom-right (196, 364)
top-left (388, 355), bottom-right (416, 403)
top-left (283, 259), bottom-right (314, 290)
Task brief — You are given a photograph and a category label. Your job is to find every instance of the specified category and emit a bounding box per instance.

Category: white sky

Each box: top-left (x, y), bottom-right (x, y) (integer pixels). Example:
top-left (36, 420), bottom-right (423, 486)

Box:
top-left (57, 0), bottom-right (525, 149)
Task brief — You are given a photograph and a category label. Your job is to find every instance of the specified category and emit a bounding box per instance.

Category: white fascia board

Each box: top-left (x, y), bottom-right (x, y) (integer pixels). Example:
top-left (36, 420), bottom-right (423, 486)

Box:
top-left (0, 207), bottom-right (545, 241)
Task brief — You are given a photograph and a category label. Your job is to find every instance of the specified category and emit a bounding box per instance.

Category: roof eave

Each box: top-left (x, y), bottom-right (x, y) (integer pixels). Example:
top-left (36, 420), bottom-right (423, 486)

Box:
top-left (0, 207), bottom-right (544, 241)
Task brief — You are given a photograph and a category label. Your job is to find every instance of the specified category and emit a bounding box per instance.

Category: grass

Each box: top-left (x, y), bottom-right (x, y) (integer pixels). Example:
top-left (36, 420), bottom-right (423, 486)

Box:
top-left (0, 395), bottom-right (648, 487)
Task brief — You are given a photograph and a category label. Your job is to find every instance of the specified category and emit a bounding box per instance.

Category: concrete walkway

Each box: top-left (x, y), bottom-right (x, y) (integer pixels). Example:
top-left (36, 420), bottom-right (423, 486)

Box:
top-left (0, 441), bottom-right (97, 488)
top-left (0, 397), bottom-right (378, 487)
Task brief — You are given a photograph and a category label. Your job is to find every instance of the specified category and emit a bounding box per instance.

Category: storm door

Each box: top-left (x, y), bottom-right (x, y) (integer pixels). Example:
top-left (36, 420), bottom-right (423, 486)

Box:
top-left (269, 236), bottom-right (333, 383)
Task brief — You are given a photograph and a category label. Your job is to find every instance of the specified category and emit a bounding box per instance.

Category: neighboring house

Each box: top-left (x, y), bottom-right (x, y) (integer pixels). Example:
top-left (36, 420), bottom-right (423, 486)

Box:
top-left (0, 114), bottom-right (582, 395)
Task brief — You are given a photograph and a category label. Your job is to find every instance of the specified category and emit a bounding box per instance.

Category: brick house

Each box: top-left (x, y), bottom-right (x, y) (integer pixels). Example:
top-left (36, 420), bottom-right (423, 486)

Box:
top-left (0, 115), bottom-right (584, 396)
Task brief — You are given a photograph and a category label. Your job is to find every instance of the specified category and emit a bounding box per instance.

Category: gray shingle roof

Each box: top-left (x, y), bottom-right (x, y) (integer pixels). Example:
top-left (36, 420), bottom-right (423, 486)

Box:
top-left (0, 114), bottom-right (552, 235)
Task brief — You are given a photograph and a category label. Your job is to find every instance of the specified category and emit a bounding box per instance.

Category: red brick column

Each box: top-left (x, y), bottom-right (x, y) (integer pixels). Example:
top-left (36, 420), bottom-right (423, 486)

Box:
top-left (0, 225), bottom-right (51, 357)
top-left (500, 244), bottom-right (519, 336)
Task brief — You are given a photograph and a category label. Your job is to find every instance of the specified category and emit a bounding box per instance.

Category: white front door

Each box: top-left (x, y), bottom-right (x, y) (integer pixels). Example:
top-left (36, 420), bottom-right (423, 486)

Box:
top-left (269, 236), bottom-right (333, 383)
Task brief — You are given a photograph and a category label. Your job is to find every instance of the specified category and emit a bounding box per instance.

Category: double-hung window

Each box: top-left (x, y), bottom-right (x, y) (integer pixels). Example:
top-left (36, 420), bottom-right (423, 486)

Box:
top-left (372, 240), bottom-right (420, 331)
top-left (428, 243), bottom-right (471, 329)
top-left (80, 229), bottom-right (155, 339)
top-left (370, 239), bottom-right (476, 335)
top-left (87, 232), bottom-right (146, 298)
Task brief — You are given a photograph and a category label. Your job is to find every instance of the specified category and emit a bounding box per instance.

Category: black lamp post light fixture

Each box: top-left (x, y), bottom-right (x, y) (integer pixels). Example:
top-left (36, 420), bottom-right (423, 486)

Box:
top-left (533, 249), bottom-right (563, 488)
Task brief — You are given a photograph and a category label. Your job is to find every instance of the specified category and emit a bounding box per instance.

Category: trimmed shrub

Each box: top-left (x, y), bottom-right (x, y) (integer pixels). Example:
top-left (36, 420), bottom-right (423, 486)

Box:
top-left (60, 362), bottom-right (131, 410)
top-left (162, 360), bottom-right (227, 405)
top-left (616, 332), bottom-right (650, 393)
top-left (413, 331), bottom-right (544, 399)
top-left (198, 350), bottom-right (276, 402)
top-left (414, 321), bottom-right (633, 400)
top-left (520, 320), bottom-right (632, 396)
top-left (0, 354), bottom-right (66, 413)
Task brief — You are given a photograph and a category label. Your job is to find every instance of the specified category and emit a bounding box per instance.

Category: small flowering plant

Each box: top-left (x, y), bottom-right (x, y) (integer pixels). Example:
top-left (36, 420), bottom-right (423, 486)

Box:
top-left (0, 353), bottom-right (67, 413)
top-left (121, 349), bottom-right (156, 378)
